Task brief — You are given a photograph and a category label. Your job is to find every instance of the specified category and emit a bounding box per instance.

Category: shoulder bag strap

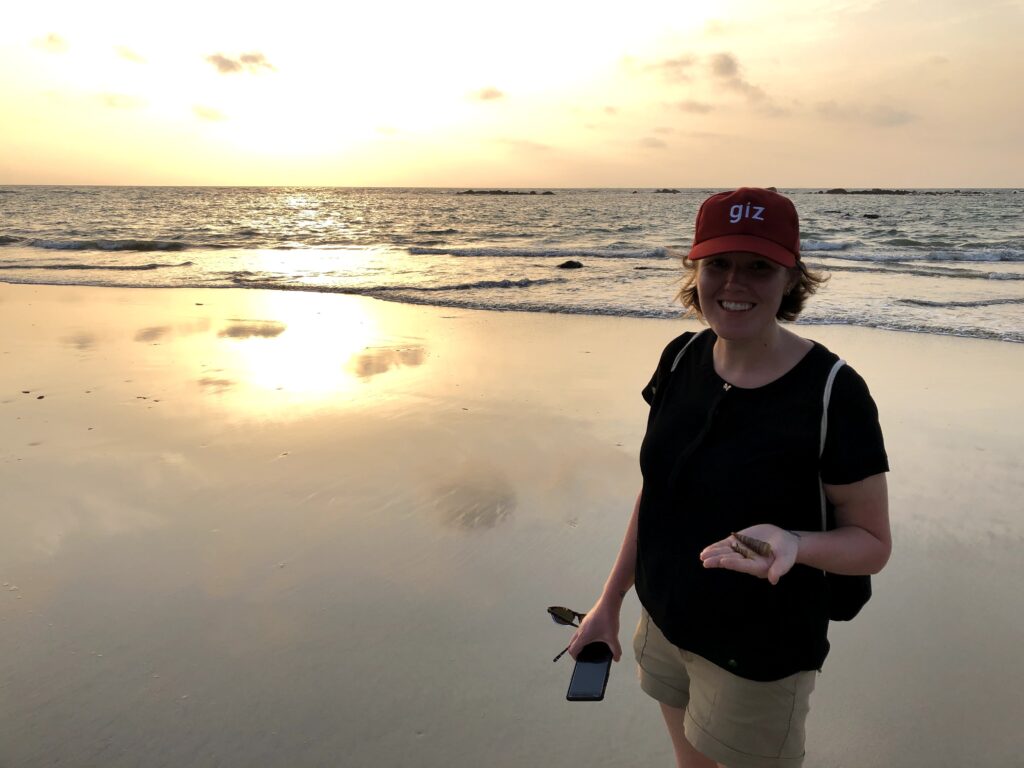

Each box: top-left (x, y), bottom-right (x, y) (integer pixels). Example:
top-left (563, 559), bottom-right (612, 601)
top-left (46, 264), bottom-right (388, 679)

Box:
top-left (669, 329), bottom-right (708, 373)
top-left (819, 358), bottom-right (846, 531)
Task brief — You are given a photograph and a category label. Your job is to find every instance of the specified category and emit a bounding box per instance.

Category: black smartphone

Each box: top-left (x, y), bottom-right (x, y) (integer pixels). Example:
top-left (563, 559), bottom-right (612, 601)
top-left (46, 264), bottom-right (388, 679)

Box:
top-left (566, 642), bottom-right (613, 701)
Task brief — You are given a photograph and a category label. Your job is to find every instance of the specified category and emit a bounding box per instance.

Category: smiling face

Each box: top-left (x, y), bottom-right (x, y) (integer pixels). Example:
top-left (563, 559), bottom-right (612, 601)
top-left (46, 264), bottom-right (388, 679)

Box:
top-left (695, 252), bottom-right (796, 342)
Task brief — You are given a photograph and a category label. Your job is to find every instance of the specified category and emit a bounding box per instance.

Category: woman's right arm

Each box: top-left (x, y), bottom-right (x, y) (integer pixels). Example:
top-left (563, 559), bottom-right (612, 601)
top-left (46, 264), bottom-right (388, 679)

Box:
top-left (566, 490), bottom-right (641, 662)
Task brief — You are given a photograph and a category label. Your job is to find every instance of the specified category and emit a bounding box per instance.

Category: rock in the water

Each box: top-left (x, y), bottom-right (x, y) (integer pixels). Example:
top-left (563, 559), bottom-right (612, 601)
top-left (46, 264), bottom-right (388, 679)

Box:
top-left (457, 189), bottom-right (555, 196)
top-left (557, 260), bottom-right (584, 269)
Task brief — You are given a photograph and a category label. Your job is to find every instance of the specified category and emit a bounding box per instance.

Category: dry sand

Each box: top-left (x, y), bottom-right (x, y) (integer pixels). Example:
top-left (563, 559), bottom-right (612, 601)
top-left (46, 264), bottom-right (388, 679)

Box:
top-left (1, 282), bottom-right (1021, 767)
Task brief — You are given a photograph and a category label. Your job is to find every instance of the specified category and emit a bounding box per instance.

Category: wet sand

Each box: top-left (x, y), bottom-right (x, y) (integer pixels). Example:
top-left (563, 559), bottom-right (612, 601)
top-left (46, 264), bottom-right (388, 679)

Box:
top-left (1, 282), bottom-right (1022, 767)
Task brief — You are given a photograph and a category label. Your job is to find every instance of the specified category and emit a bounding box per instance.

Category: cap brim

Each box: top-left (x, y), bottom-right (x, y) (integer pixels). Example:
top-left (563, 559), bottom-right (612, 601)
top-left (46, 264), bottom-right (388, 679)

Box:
top-left (688, 235), bottom-right (797, 268)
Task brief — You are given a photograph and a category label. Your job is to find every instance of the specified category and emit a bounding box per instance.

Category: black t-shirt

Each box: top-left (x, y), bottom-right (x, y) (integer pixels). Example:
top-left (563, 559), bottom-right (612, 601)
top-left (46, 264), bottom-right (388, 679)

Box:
top-left (636, 330), bottom-right (889, 681)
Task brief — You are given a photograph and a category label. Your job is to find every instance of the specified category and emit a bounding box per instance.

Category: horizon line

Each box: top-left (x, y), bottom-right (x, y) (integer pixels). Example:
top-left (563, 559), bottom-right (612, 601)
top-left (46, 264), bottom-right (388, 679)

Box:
top-left (1, 183), bottom-right (1020, 191)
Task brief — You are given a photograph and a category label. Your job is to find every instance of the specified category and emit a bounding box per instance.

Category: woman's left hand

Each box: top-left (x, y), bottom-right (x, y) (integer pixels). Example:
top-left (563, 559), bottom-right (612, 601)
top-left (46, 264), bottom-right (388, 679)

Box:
top-left (699, 524), bottom-right (800, 585)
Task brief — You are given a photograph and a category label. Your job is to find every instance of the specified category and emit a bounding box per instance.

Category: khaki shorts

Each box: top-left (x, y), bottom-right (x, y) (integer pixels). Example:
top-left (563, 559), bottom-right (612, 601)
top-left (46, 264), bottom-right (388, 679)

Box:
top-left (633, 610), bottom-right (816, 768)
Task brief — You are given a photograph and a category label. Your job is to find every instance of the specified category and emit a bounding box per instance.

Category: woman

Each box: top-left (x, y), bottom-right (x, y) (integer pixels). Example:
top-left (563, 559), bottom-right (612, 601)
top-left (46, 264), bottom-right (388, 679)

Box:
top-left (567, 188), bottom-right (890, 768)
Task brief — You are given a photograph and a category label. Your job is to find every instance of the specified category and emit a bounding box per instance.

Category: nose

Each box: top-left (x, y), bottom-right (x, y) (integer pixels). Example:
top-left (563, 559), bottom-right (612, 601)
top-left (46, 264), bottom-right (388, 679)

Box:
top-left (723, 264), bottom-right (743, 287)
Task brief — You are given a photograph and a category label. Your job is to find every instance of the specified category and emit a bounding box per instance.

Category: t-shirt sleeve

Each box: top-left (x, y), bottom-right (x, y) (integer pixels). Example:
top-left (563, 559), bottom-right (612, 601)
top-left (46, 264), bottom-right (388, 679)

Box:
top-left (641, 368), bottom-right (658, 405)
top-left (641, 332), bottom-right (695, 406)
top-left (820, 364), bottom-right (889, 485)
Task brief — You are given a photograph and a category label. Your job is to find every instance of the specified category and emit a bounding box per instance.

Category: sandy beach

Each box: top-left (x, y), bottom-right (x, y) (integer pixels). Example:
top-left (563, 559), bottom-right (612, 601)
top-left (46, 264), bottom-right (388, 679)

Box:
top-left (1, 281), bottom-right (1022, 767)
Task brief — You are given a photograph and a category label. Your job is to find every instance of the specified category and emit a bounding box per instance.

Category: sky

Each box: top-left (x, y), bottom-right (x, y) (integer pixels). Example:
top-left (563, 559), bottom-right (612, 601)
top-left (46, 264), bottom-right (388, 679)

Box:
top-left (1, 0), bottom-right (1022, 187)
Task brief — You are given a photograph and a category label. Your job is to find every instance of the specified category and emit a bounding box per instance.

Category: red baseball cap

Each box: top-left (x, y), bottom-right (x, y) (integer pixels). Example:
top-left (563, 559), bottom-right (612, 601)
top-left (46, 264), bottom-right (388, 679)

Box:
top-left (687, 187), bottom-right (800, 267)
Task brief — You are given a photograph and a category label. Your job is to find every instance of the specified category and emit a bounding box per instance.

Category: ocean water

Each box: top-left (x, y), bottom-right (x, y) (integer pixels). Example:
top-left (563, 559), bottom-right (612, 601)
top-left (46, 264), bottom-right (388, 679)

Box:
top-left (1, 186), bottom-right (1022, 342)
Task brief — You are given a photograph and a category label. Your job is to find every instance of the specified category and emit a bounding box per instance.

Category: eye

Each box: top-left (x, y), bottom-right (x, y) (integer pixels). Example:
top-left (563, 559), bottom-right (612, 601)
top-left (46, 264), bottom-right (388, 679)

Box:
top-left (707, 257), bottom-right (730, 270)
top-left (749, 259), bottom-right (773, 271)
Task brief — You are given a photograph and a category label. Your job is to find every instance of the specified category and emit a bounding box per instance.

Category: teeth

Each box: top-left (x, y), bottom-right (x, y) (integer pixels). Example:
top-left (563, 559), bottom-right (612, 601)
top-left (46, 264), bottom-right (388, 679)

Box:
top-left (721, 301), bottom-right (753, 311)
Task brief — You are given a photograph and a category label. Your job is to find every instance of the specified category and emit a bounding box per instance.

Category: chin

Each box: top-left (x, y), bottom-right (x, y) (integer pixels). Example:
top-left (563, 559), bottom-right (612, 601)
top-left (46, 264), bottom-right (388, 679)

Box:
top-left (706, 313), bottom-right (776, 341)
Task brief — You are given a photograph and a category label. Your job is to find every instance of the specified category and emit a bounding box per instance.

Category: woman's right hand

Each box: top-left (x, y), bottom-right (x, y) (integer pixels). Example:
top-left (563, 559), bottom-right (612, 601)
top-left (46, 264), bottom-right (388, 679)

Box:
top-left (567, 598), bottom-right (622, 662)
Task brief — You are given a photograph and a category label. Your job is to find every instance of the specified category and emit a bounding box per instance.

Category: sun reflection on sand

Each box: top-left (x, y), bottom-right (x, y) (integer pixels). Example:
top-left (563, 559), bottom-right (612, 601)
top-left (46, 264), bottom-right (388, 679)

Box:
top-left (201, 290), bottom-right (392, 410)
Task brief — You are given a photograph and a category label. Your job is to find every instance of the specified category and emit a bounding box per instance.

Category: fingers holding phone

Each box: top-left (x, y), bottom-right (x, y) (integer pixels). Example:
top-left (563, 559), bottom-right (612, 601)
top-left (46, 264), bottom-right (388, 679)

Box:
top-left (568, 602), bottom-right (622, 662)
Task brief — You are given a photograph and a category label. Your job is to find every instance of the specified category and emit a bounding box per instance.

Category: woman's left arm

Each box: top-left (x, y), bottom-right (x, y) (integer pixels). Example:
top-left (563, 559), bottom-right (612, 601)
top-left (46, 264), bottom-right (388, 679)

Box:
top-left (700, 472), bottom-right (891, 583)
top-left (799, 472), bottom-right (891, 575)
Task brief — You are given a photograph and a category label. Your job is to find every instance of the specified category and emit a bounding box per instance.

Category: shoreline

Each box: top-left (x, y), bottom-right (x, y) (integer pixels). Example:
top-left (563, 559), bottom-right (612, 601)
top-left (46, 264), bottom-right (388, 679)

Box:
top-left (1, 276), bottom-right (1021, 346)
top-left (2, 282), bottom-right (1022, 767)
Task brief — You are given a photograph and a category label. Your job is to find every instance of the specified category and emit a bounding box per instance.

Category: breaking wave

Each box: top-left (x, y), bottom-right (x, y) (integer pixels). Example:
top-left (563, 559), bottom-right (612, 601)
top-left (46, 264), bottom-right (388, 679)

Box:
top-left (6, 238), bottom-right (190, 252)
top-left (407, 245), bottom-right (668, 259)
top-left (894, 297), bottom-right (1024, 309)
top-left (0, 261), bottom-right (194, 271)
top-left (229, 276), bottom-right (568, 292)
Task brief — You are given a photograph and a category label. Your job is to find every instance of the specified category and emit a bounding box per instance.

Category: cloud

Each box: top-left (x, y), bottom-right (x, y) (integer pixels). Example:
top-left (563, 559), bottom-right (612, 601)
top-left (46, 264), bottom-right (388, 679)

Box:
top-left (205, 52), bottom-right (275, 74)
top-left (632, 52), bottom-right (775, 113)
top-left (709, 52), bottom-right (739, 79)
top-left (867, 105), bottom-right (917, 126)
top-left (239, 53), bottom-right (274, 71)
top-left (652, 127), bottom-right (675, 135)
top-left (99, 93), bottom-right (145, 109)
top-left (646, 55), bottom-right (698, 83)
top-left (471, 87), bottom-right (505, 102)
top-left (115, 46), bottom-right (145, 63)
top-left (206, 53), bottom-right (241, 73)
top-left (639, 136), bottom-right (668, 150)
top-left (35, 33), bottom-right (69, 53)
top-left (604, 106), bottom-right (618, 115)
top-left (709, 52), bottom-right (767, 103)
top-left (675, 99), bottom-right (714, 114)
top-left (193, 105), bottom-right (226, 121)
top-left (815, 100), bottom-right (917, 127)
top-left (705, 52), bottom-right (789, 116)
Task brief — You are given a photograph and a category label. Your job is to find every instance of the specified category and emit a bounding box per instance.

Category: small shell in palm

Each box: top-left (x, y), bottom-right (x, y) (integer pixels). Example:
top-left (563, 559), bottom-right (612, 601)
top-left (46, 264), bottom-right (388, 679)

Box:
top-left (730, 532), bottom-right (773, 558)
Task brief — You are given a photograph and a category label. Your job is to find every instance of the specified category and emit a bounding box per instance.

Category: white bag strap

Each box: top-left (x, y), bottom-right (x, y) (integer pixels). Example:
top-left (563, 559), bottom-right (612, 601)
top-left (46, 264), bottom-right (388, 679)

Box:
top-left (669, 329), bottom-right (708, 373)
top-left (819, 358), bottom-right (846, 531)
